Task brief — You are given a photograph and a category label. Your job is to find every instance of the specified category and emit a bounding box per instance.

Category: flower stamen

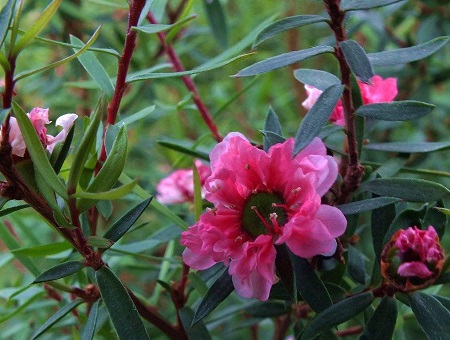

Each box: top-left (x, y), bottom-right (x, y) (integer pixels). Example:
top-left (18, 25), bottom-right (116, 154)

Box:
top-left (251, 206), bottom-right (273, 234)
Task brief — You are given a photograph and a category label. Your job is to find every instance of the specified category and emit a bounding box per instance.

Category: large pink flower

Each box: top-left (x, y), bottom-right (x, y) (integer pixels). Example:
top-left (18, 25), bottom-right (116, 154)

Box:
top-left (156, 160), bottom-right (211, 204)
top-left (180, 133), bottom-right (346, 300)
top-left (5, 108), bottom-right (77, 157)
top-left (302, 75), bottom-right (398, 126)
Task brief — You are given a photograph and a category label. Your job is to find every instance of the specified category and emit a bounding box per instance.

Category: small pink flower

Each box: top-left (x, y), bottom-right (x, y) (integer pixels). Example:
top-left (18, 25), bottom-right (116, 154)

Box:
top-left (381, 226), bottom-right (445, 291)
top-left (4, 108), bottom-right (77, 157)
top-left (180, 133), bottom-right (346, 300)
top-left (156, 160), bottom-right (211, 204)
top-left (302, 75), bottom-right (398, 126)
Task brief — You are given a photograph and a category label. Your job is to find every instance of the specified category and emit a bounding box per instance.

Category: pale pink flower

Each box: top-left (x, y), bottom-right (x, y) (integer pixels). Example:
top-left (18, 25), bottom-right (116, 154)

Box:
top-left (302, 75), bottom-right (398, 126)
top-left (180, 133), bottom-right (346, 300)
top-left (381, 226), bottom-right (445, 291)
top-left (156, 160), bottom-right (211, 204)
top-left (4, 108), bottom-right (77, 157)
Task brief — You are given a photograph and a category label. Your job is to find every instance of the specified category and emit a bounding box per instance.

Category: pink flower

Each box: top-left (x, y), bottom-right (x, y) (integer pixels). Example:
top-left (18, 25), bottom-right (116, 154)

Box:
top-left (156, 160), bottom-right (211, 204)
top-left (381, 226), bottom-right (445, 291)
top-left (5, 108), bottom-right (77, 157)
top-left (302, 75), bottom-right (398, 126)
top-left (180, 133), bottom-right (346, 300)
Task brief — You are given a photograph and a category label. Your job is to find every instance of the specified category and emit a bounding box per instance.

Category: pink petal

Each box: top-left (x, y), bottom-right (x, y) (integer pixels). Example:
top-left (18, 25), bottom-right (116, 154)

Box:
top-left (46, 113), bottom-right (78, 153)
top-left (398, 262), bottom-right (432, 278)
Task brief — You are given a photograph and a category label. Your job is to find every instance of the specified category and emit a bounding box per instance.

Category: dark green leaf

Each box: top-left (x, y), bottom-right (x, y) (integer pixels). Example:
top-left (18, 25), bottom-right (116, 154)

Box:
top-left (360, 296), bottom-right (397, 340)
top-left (432, 295), bottom-right (450, 311)
top-left (32, 299), bottom-right (83, 339)
top-left (253, 15), bottom-right (328, 47)
top-left (356, 101), bottom-right (434, 121)
top-left (134, 16), bottom-right (195, 35)
top-left (383, 208), bottom-right (426, 246)
top-left (51, 123), bottom-right (75, 174)
top-left (157, 140), bottom-right (209, 160)
top-left (408, 292), bottom-right (450, 340)
top-left (318, 125), bottom-right (342, 139)
top-left (291, 254), bottom-right (332, 313)
top-left (368, 36), bottom-right (450, 66)
top-left (33, 261), bottom-right (84, 283)
top-left (362, 178), bottom-right (449, 202)
top-left (423, 202), bottom-right (447, 238)
top-left (179, 307), bottom-right (212, 340)
top-left (365, 141), bottom-right (450, 153)
top-left (347, 246), bottom-right (367, 285)
top-left (103, 197), bottom-right (152, 245)
top-left (70, 35), bottom-right (114, 99)
top-left (340, 40), bottom-right (374, 83)
top-left (260, 131), bottom-right (286, 151)
top-left (263, 107), bottom-right (283, 151)
top-left (82, 300), bottom-right (99, 340)
top-left (0, 0), bottom-right (16, 49)
top-left (192, 269), bottom-right (234, 326)
top-left (87, 236), bottom-right (114, 248)
top-left (234, 46), bottom-right (334, 77)
top-left (337, 197), bottom-right (401, 215)
top-left (341, 0), bottom-right (406, 11)
top-left (0, 204), bottom-right (29, 217)
top-left (203, 0), bottom-right (228, 48)
top-left (245, 301), bottom-right (290, 317)
top-left (96, 266), bottom-right (150, 340)
top-left (294, 84), bottom-right (344, 155)
top-left (293, 69), bottom-right (340, 91)
top-left (301, 291), bottom-right (374, 339)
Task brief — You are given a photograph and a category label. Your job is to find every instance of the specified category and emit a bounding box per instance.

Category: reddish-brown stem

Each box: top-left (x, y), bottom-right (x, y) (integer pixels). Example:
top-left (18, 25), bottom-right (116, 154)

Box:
top-left (147, 12), bottom-right (223, 142)
top-left (2, 56), bottom-right (16, 109)
top-left (128, 289), bottom-right (189, 339)
top-left (324, 0), bottom-right (364, 204)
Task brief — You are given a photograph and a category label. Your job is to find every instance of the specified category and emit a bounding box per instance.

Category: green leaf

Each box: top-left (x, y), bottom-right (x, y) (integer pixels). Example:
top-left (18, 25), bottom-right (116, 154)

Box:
top-left (245, 301), bottom-right (291, 317)
top-left (51, 123), bottom-right (75, 174)
top-left (70, 35), bottom-right (114, 99)
top-left (435, 207), bottom-right (450, 216)
top-left (157, 139), bottom-right (209, 160)
top-left (301, 291), bottom-right (374, 339)
top-left (365, 141), bottom-right (450, 153)
top-left (424, 202), bottom-right (447, 238)
top-left (0, 204), bottom-right (28, 217)
top-left (368, 36), bottom-right (450, 66)
top-left (260, 131), bottom-right (286, 150)
top-left (347, 246), bottom-right (367, 285)
top-left (73, 180), bottom-right (137, 200)
top-left (360, 296), bottom-right (397, 340)
top-left (102, 197), bottom-right (152, 245)
top-left (32, 299), bottom-right (83, 339)
top-left (82, 300), bottom-right (99, 340)
top-left (127, 53), bottom-right (251, 83)
top-left (87, 236), bottom-right (114, 248)
top-left (76, 125), bottom-right (128, 212)
top-left (337, 197), bottom-right (401, 215)
top-left (0, 0), bottom-right (16, 49)
top-left (134, 15), bottom-right (196, 35)
top-left (179, 307), bottom-right (212, 340)
top-left (382, 208), bottom-right (426, 246)
top-left (234, 46), bottom-right (334, 77)
top-left (294, 84), bottom-right (344, 155)
top-left (12, 102), bottom-right (68, 200)
top-left (15, 26), bottom-right (102, 82)
top-left (253, 15), bottom-right (328, 48)
top-left (11, 241), bottom-right (72, 257)
top-left (290, 254), bottom-right (332, 313)
top-left (95, 266), bottom-right (150, 340)
top-left (12, 0), bottom-right (62, 55)
top-left (293, 69), bottom-right (341, 91)
top-left (408, 292), bottom-right (450, 340)
top-left (192, 269), bottom-right (234, 326)
top-left (263, 107), bottom-right (283, 151)
top-left (340, 40), bottom-right (374, 83)
top-left (203, 0), bottom-right (228, 48)
top-left (33, 261), bottom-right (84, 283)
top-left (341, 0), bottom-right (406, 11)
top-left (362, 178), bottom-right (449, 202)
top-left (356, 101), bottom-right (434, 121)
top-left (117, 105), bottom-right (155, 126)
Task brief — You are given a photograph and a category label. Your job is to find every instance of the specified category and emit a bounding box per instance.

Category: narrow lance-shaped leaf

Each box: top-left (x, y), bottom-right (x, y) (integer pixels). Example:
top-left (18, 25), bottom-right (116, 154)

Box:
top-left (347, 246), bottom-right (367, 285)
top-left (253, 15), bottom-right (328, 47)
top-left (32, 299), bottom-right (84, 339)
top-left (362, 178), bottom-right (450, 202)
top-left (70, 35), bottom-right (114, 99)
top-left (301, 291), bottom-right (375, 339)
top-left (33, 261), bottom-right (85, 283)
top-left (96, 266), bottom-right (150, 340)
top-left (364, 141), bottom-right (450, 153)
top-left (340, 40), bottom-right (374, 83)
top-left (73, 180), bottom-right (138, 200)
top-left (234, 46), bottom-right (334, 77)
top-left (382, 208), bottom-right (425, 247)
top-left (368, 36), bottom-right (450, 66)
top-left (337, 197), bottom-right (401, 215)
top-left (12, 0), bottom-right (62, 55)
top-left (134, 15), bottom-right (195, 35)
top-left (341, 0), bottom-right (406, 11)
top-left (0, 0), bottom-right (16, 49)
top-left (192, 269), bottom-right (234, 326)
top-left (203, 0), bottom-right (228, 48)
top-left (12, 102), bottom-right (68, 200)
top-left (294, 84), bottom-right (344, 155)
top-left (82, 300), bottom-right (99, 340)
top-left (360, 296), bottom-right (397, 340)
top-left (356, 101), bottom-right (434, 121)
top-left (11, 241), bottom-right (71, 257)
top-left (263, 107), bottom-right (283, 151)
top-left (293, 69), bottom-right (341, 91)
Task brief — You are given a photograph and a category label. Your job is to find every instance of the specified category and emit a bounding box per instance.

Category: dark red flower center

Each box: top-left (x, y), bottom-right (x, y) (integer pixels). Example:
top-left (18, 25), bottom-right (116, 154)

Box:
top-left (241, 192), bottom-right (288, 238)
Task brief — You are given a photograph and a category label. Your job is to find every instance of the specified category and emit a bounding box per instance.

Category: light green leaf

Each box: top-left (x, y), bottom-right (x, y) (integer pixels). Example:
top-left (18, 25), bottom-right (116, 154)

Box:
top-left (203, 0), bottom-right (228, 48)
top-left (341, 0), bottom-right (406, 11)
top-left (0, 0), bottom-right (16, 49)
top-left (74, 180), bottom-right (137, 201)
top-left (11, 241), bottom-right (72, 257)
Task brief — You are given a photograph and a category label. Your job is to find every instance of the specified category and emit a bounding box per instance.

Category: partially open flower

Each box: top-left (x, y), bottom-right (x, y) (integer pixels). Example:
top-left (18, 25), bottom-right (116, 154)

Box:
top-left (180, 133), bottom-right (347, 300)
top-left (381, 226), bottom-right (445, 291)
top-left (156, 160), bottom-right (211, 204)
top-left (302, 75), bottom-right (398, 126)
top-left (3, 108), bottom-right (77, 157)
